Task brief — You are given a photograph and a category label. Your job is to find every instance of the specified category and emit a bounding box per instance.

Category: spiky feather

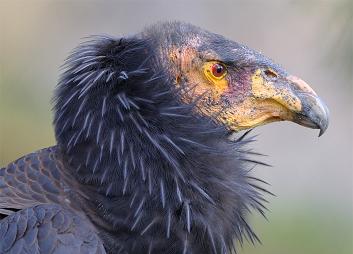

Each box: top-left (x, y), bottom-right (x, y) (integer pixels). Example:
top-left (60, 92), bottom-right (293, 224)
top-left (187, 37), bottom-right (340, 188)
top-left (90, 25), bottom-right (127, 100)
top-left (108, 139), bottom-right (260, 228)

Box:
top-left (51, 24), bottom-right (270, 254)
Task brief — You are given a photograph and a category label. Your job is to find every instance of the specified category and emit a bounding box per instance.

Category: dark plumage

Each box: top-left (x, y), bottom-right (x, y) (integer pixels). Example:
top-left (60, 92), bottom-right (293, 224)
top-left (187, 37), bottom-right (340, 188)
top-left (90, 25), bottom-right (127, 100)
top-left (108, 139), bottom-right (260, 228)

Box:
top-left (0, 22), bottom-right (328, 254)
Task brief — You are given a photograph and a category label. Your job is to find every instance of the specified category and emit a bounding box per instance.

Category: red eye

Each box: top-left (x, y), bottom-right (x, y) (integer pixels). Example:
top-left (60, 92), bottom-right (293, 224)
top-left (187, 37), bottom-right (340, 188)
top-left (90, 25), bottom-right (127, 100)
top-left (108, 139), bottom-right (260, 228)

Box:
top-left (211, 63), bottom-right (226, 78)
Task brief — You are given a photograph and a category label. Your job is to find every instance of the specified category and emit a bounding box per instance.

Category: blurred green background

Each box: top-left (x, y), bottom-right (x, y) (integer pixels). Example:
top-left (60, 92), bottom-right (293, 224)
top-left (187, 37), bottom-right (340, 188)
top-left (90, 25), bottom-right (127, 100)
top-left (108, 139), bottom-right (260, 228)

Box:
top-left (0, 0), bottom-right (352, 253)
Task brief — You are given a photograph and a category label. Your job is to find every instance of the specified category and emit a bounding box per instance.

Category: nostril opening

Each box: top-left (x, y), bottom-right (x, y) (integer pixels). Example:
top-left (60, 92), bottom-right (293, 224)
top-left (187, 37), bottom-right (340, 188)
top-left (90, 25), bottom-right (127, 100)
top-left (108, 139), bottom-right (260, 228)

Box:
top-left (264, 69), bottom-right (278, 78)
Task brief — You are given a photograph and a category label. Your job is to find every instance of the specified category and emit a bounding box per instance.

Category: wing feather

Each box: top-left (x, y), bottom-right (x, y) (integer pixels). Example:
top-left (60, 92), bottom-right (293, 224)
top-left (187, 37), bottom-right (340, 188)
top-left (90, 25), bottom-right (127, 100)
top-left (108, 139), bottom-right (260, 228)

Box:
top-left (0, 147), bottom-right (72, 217)
top-left (0, 204), bottom-right (106, 254)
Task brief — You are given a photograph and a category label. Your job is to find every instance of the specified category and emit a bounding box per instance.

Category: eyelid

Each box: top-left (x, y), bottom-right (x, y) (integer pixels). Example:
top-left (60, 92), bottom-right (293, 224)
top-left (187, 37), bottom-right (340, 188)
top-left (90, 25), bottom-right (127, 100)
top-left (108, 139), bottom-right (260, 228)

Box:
top-left (206, 59), bottom-right (228, 66)
top-left (203, 61), bottom-right (228, 80)
top-left (205, 60), bottom-right (228, 71)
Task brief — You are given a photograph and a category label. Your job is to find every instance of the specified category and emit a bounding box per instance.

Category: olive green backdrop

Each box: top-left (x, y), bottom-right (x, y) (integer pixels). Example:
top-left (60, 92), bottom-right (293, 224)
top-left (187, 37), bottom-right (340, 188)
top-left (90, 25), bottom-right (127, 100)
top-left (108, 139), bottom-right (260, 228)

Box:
top-left (0, 1), bottom-right (352, 253)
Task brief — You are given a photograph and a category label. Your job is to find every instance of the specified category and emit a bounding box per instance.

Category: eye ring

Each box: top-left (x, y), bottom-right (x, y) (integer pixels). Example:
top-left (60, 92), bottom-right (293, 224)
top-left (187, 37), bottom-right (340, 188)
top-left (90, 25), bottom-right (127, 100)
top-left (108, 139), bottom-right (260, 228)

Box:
top-left (211, 63), bottom-right (227, 78)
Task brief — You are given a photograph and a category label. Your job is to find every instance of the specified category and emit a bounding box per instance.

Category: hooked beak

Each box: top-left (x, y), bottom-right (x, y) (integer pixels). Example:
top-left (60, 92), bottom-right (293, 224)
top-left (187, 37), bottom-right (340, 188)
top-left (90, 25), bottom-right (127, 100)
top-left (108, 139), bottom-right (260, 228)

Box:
top-left (237, 70), bottom-right (330, 136)
top-left (287, 76), bottom-right (329, 136)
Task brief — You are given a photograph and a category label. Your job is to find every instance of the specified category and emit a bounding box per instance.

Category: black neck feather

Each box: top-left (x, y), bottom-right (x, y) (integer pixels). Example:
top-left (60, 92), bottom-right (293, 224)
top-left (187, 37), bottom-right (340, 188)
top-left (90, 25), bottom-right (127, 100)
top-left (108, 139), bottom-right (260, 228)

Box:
top-left (53, 35), bottom-right (268, 253)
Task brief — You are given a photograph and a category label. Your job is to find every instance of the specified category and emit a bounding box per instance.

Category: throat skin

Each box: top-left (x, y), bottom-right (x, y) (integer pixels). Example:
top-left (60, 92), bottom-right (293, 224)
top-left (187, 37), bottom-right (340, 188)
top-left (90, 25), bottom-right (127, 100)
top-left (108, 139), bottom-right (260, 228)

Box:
top-left (53, 35), bottom-right (266, 254)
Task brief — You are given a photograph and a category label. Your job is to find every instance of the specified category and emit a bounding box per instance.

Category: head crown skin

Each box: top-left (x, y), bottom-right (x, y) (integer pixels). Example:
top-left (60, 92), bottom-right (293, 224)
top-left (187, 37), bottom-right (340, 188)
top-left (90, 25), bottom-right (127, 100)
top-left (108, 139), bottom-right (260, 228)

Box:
top-left (52, 21), bottom-right (328, 253)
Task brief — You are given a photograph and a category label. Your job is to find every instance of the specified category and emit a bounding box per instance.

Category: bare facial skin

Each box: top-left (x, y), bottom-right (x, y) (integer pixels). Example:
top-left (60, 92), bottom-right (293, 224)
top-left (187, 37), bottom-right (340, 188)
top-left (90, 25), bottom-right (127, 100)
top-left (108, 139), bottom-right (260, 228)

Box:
top-left (166, 38), bottom-right (328, 134)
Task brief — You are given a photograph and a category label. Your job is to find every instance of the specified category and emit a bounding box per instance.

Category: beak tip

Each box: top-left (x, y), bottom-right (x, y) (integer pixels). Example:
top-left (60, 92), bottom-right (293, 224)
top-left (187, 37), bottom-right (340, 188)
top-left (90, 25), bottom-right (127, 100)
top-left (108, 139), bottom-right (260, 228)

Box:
top-left (295, 93), bottom-right (329, 137)
top-left (318, 117), bottom-right (329, 137)
top-left (283, 76), bottom-right (329, 137)
top-left (317, 101), bottom-right (329, 137)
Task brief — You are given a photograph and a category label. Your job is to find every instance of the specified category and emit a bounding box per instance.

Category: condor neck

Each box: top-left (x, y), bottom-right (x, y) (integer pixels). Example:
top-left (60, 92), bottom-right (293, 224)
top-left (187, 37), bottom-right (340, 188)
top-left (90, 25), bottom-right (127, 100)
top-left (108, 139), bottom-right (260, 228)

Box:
top-left (52, 35), bottom-right (267, 251)
top-left (58, 79), bottom-right (232, 205)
